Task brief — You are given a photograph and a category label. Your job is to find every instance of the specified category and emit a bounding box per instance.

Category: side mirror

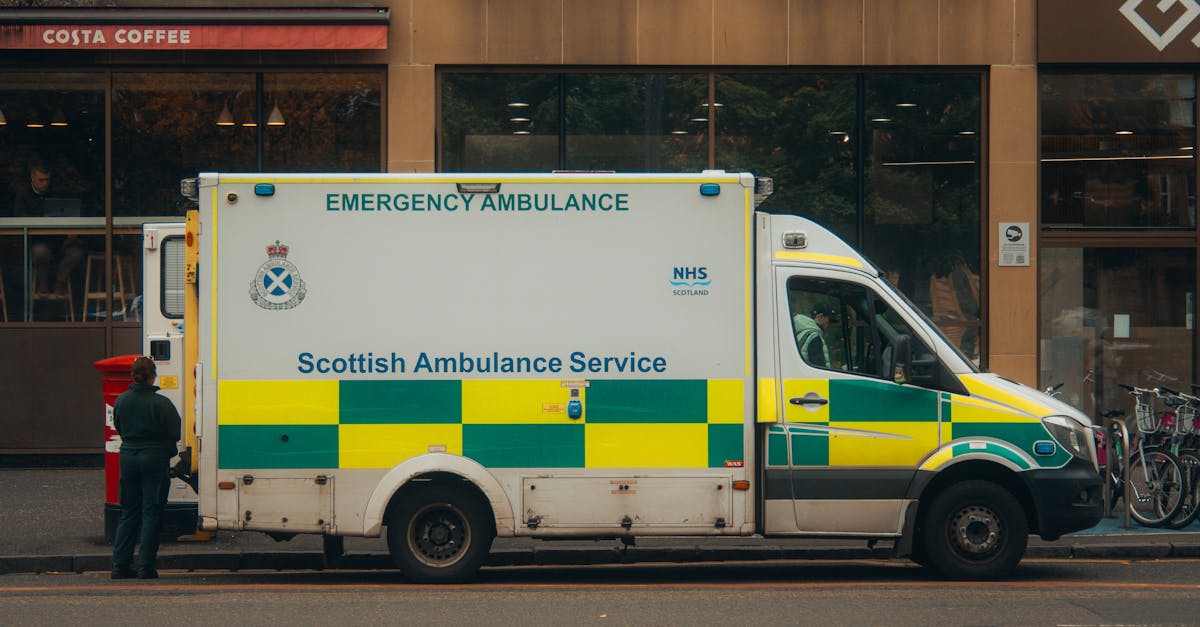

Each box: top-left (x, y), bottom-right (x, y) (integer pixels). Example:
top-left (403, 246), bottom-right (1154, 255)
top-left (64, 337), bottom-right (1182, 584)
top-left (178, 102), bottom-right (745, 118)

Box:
top-left (892, 335), bottom-right (912, 384)
top-left (892, 334), bottom-right (938, 387)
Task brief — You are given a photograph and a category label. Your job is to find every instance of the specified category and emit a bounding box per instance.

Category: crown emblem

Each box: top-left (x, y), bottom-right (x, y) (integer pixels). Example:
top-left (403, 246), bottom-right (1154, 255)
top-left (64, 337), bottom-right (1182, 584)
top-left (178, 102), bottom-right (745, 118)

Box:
top-left (266, 240), bottom-right (289, 258)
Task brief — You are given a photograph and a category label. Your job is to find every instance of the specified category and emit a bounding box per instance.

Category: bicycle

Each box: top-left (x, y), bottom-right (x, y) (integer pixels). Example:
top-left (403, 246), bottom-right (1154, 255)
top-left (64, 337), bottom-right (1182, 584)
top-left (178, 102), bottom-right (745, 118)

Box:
top-left (1114, 384), bottom-right (1187, 527)
top-left (1153, 386), bottom-right (1200, 529)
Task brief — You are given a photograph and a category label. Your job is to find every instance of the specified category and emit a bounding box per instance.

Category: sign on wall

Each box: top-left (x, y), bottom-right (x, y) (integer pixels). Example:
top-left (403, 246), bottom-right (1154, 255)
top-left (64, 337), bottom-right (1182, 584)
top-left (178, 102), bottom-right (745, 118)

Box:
top-left (0, 24), bottom-right (386, 50)
top-left (998, 223), bottom-right (1031, 267)
top-left (1040, 0), bottom-right (1200, 62)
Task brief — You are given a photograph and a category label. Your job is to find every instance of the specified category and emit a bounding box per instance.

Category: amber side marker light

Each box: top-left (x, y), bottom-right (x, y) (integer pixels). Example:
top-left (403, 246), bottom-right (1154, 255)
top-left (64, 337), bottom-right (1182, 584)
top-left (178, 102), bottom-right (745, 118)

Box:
top-left (732, 480), bottom-right (750, 491)
top-left (218, 481), bottom-right (236, 490)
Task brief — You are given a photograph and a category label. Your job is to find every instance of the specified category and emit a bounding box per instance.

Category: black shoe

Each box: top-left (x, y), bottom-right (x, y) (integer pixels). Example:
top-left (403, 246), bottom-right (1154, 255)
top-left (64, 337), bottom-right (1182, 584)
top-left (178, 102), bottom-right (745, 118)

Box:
top-left (111, 567), bottom-right (137, 580)
top-left (136, 567), bottom-right (158, 579)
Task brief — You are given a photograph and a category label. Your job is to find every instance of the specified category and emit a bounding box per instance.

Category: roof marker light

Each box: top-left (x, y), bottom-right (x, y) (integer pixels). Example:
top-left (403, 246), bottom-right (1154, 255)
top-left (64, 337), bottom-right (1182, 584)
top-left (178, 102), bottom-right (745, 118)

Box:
top-left (457, 182), bottom-right (501, 194)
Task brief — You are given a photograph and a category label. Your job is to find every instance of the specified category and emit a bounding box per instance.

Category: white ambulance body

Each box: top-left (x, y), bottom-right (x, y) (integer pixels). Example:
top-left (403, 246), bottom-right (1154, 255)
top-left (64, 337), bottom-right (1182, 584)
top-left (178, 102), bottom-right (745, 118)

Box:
top-left (179, 171), bottom-right (1102, 582)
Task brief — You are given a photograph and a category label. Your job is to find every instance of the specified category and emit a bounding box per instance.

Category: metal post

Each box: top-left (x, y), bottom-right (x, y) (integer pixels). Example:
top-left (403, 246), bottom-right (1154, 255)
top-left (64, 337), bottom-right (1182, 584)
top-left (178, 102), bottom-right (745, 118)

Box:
top-left (1103, 417), bottom-right (1113, 518)
top-left (1117, 419), bottom-right (1132, 529)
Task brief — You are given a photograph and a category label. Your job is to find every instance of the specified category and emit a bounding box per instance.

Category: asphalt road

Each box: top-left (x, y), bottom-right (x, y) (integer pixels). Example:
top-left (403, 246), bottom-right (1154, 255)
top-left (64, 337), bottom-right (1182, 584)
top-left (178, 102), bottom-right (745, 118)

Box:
top-left (3, 558), bottom-right (1200, 625)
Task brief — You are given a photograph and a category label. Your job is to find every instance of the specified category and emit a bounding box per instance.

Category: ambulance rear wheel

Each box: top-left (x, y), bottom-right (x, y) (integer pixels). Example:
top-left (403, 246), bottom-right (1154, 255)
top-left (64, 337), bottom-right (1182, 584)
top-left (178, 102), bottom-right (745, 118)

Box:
top-left (920, 480), bottom-right (1027, 580)
top-left (387, 484), bottom-right (493, 583)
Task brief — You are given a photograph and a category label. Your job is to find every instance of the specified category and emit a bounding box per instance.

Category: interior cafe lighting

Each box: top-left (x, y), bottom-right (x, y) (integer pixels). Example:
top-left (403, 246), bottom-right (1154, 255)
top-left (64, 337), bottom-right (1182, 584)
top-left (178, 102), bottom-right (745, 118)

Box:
top-left (267, 103), bottom-right (286, 126)
top-left (216, 104), bottom-right (235, 126)
top-left (0, 108), bottom-right (6, 126)
top-left (51, 109), bottom-right (68, 127)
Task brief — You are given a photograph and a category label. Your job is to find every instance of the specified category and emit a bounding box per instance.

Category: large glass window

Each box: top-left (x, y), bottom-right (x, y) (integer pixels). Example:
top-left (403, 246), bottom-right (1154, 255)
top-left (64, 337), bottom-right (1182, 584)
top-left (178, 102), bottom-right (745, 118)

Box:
top-left (114, 71), bottom-right (384, 220)
top-left (440, 72), bottom-right (708, 172)
top-left (0, 74), bottom-right (106, 219)
top-left (714, 72), bottom-right (982, 362)
top-left (443, 70), bottom-right (983, 362)
top-left (714, 74), bottom-right (857, 237)
top-left (113, 73), bottom-right (256, 220)
top-left (1040, 72), bottom-right (1199, 415)
top-left (1040, 248), bottom-right (1195, 416)
top-left (564, 74), bottom-right (707, 171)
top-left (262, 72), bottom-right (382, 172)
top-left (863, 75), bottom-right (982, 361)
top-left (441, 74), bottom-right (560, 172)
top-left (1041, 73), bottom-right (1196, 229)
top-left (0, 73), bottom-right (106, 322)
top-left (0, 68), bottom-right (383, 326)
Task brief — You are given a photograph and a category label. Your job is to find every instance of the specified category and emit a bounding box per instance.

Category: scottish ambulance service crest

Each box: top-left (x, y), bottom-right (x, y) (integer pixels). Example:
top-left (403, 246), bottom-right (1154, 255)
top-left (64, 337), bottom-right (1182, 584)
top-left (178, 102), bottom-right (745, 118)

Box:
top-left (250, 240), bottom-right (306, 310)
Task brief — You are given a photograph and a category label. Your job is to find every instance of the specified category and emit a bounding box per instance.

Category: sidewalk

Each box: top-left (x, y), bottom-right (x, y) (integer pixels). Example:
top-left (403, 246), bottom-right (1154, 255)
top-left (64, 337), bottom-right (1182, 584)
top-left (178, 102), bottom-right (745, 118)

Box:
top-left (3, 468), bottom-right (1199, 575)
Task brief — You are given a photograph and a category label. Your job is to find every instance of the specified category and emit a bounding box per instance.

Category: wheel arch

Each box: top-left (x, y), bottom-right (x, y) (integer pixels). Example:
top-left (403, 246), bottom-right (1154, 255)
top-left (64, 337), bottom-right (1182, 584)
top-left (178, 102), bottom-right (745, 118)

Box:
top-left (362, 453), bottom-right (515, 537)
top-left (909, 459), bottom-right (1038, 538)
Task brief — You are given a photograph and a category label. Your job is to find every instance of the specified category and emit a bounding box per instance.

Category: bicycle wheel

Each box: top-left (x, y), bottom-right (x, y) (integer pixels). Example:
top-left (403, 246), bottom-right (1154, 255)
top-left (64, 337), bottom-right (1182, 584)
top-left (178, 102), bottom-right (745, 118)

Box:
top-left (1126, 448), bottom-right (1186, 527)
top-left (1166, 451), bottom-right (1200, 529)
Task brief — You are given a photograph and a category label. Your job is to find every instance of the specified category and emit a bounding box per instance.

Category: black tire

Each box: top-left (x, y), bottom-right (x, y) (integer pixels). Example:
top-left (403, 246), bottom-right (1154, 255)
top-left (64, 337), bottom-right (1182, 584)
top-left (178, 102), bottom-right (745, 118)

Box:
top-left (919, 480), bottom-right (1027, 580)
top-left (1126, 448), bottom-right (1185, 527)
top-left (386, 483), bottom-right (494, 583)
top-left (1166, 452), bottom-right (1200, 530)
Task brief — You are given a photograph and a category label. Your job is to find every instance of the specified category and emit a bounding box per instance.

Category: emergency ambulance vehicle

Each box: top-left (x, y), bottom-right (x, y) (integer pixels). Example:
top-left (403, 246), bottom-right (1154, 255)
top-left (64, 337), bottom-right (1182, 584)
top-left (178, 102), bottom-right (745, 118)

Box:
top-left (172, 171), bottom-right (1102, 582)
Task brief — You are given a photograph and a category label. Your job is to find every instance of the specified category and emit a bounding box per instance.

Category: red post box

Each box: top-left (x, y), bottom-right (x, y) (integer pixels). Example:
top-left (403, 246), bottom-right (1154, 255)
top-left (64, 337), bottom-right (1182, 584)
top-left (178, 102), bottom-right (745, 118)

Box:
top-left (94, 354), bottom-right (139, 543)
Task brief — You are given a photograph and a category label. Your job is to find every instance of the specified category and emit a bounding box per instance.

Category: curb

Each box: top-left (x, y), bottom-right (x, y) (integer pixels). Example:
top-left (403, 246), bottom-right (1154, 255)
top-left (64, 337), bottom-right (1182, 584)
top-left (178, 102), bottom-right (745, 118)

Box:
top-left (6, 541), bottom-right (1200, 576)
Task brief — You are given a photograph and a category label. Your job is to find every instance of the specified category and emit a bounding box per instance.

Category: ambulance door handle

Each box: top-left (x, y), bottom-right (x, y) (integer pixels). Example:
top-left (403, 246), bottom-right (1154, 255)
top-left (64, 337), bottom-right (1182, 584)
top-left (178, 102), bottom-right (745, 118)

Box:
top-left (789, 396), bottom-right (828, 406)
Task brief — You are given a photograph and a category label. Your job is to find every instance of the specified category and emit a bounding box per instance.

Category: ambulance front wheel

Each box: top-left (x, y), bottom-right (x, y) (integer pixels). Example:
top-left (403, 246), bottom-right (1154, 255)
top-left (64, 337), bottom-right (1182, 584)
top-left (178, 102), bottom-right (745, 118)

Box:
top-left (919, 480), bottom-right (1027, 580)
top-left (386, 483), bottom-right (494, 583)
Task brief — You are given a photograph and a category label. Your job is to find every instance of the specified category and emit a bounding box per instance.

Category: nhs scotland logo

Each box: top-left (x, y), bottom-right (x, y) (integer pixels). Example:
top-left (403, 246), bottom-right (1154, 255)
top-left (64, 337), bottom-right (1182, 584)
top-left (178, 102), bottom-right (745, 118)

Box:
top-left (669, 266), bottom-right (710, 297)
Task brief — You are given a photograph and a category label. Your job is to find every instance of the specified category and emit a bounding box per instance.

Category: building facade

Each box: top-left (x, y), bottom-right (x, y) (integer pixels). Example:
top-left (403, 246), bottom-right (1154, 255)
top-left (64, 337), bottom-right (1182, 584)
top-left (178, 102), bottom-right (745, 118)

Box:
top-left (0, 0), bottom-right (1193, 458)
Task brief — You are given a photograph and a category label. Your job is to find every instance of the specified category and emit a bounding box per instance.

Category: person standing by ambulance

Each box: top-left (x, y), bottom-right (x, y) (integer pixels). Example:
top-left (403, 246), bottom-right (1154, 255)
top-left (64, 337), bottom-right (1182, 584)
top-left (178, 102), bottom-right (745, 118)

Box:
top-left (111, 356), bottom-right (181, 580)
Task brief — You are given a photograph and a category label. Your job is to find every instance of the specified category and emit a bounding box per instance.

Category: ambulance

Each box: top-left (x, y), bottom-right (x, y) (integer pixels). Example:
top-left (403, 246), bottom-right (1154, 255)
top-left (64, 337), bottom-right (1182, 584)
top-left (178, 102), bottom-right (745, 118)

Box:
top-left (171, 171), bottom-right (1102, 582)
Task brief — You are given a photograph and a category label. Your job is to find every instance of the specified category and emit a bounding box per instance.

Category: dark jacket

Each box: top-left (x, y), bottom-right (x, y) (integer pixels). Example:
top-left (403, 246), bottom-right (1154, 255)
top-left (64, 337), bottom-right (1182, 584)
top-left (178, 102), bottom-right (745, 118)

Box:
top-left (113, 383), bottom-right (181, 455)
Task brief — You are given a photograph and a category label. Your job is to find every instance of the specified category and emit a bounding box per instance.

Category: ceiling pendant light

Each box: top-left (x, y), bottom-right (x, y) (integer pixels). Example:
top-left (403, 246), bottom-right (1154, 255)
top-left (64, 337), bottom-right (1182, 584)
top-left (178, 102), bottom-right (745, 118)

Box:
top-left (0, 108), bottom-right (6, 126)
top-left (51, 109), bottom-right (68, 127)
top-left (267, 103), bottom-right (285, 126)
top-left (216, 104), bottom-right (234, 126)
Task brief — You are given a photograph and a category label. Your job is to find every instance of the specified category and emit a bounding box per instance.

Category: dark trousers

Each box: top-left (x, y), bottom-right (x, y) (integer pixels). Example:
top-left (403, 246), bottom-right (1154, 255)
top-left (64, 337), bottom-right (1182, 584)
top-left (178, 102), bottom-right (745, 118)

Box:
top-left (112, 448), bottom-right (171, 569)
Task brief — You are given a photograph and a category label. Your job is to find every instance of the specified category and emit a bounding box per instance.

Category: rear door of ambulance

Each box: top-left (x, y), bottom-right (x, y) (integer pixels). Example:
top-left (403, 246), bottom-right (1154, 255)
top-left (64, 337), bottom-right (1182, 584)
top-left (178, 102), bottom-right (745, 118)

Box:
top-left (141, 222), bottom-right (197, 510)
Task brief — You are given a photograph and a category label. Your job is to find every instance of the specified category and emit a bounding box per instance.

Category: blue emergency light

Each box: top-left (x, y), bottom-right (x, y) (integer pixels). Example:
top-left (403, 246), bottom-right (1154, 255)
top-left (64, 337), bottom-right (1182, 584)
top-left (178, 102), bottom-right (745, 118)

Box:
top-left (699, 183), bottom-right (721, 196)
top-left (1033, 441), bottom-right (1056, 456)
top-left (255, 183), bottom-right (276, 197)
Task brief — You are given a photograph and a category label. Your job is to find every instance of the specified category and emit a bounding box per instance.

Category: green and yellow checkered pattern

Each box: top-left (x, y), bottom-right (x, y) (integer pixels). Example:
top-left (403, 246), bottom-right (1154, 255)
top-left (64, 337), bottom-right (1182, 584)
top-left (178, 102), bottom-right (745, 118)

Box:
top-left (216, 379), bottom-right (746, 470)
top-left (767, 378), bottom-right (1069, 469)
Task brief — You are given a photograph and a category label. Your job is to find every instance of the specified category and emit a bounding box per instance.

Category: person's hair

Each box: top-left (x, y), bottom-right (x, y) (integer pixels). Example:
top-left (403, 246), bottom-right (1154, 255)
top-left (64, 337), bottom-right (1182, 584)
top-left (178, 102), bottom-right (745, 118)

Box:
top-left (27, 157), bottom-right (48, 175)
top-left (131, 356), bottom-right (156, 384)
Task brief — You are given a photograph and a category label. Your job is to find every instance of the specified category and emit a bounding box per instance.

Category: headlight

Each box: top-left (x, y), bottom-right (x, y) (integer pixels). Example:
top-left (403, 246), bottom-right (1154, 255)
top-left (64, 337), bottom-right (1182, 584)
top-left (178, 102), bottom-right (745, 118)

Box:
top-left (1043, 415), bottom-right (1096, 467)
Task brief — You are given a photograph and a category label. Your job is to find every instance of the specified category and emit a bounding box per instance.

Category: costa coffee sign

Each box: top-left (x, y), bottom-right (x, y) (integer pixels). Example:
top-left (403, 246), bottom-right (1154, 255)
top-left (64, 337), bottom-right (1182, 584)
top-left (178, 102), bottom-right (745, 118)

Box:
top-left (1041, 0), bottom-right (1200, 62)
top-left (0, 9), bottom-right (388, 51)
top-left (0, 24), bottom-right (386, 50)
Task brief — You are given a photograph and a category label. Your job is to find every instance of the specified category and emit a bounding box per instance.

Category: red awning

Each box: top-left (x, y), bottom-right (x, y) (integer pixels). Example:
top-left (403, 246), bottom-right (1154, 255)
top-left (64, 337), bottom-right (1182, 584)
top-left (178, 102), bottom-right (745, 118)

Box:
top-left (0, 8), bottom-right (389, 50)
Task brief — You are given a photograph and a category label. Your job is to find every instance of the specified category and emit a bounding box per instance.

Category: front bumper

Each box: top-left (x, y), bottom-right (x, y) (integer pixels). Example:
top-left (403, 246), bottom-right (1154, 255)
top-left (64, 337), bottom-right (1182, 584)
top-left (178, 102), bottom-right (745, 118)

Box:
top-left (1023, 456), bottom-right (1104, 540)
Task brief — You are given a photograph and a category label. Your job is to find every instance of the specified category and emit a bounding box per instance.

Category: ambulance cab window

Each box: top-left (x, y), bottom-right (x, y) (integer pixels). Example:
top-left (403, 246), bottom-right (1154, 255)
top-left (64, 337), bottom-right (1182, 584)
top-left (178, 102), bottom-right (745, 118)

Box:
top-left (787, 276), bottom-right (933, 379)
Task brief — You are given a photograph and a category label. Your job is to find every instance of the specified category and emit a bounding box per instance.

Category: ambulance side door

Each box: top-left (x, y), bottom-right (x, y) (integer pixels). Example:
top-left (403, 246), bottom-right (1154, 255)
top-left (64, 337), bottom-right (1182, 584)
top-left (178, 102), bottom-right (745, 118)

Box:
top-left (774, 268), bottom-right (942, 535)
